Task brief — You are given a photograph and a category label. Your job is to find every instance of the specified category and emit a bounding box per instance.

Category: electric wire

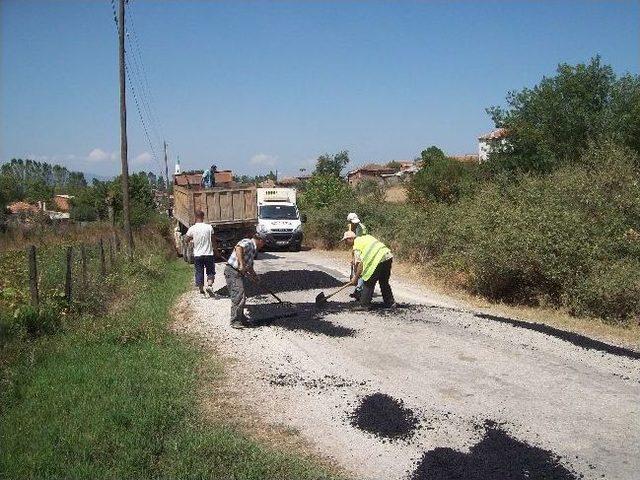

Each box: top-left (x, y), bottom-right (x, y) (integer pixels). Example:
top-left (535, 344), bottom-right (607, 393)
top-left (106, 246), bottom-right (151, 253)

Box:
top-left (109, 0), bottom-right (164, 178)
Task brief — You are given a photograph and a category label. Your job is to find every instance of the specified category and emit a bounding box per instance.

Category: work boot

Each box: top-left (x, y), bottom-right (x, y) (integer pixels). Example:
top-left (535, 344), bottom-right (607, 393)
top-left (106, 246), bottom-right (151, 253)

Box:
top-left (230, 320), bottom-right (245, 329)
top-left (198, 286), bottom-right (206, 295)
top-left (349, 290), bottom-right (361, 301)
top-left (205, 286), bottom-right (216, 298)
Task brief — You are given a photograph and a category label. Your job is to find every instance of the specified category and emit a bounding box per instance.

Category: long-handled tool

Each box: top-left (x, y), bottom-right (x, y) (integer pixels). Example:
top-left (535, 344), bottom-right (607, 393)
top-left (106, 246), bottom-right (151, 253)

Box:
top-left (315, 282), bottom-right (352, 307)
top-left (226, 262), bottom-right (288, 305)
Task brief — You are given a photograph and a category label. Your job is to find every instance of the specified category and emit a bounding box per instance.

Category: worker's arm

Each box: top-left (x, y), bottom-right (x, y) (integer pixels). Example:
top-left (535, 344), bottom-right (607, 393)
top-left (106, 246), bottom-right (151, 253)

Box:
top-left (351, 250), bottom-right (363, 285)
top-left (234, 245), bottom-right (245, 272)
top-left (247, 265), bottom-right (258, 281)
top-left (351, 261), bottom-right (363, 285)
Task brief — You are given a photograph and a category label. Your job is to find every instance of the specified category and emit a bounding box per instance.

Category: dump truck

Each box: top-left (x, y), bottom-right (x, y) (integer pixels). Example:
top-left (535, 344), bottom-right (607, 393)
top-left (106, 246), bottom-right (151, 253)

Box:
top-left (173, 172), bottom-right (257, 263)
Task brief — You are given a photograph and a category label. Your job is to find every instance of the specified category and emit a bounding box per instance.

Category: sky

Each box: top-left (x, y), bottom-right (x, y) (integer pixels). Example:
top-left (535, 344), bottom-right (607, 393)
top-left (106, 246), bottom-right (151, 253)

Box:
top-left (1, 0), bottom-right (638, 178)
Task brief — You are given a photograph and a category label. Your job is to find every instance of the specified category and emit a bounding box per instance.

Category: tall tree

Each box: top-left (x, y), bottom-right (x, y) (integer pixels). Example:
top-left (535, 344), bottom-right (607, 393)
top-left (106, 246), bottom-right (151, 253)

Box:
top-left (314, 151), bottom-right (350, 177)
top-left (487, 56), bottom-right (640, 172)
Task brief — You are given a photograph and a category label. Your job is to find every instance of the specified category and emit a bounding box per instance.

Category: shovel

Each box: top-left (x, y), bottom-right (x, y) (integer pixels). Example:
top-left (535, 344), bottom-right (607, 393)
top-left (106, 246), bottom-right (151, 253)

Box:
top-left (315, 282), bottom-right (353, 307)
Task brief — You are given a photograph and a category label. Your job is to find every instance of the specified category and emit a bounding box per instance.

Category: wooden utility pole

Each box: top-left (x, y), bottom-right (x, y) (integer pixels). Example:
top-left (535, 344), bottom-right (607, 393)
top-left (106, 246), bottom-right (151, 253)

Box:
top-left (164, 141), bottom-right (170, 191)
top-left (119, 0), bottom-right (134, 257)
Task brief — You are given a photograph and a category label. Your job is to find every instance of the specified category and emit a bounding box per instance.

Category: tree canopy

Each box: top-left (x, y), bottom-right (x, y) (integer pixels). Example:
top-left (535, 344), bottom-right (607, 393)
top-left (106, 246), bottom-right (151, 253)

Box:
top-left (314, 151), bottom-right (350, 177)
top-left (486, 56), bottom-right (640, 173)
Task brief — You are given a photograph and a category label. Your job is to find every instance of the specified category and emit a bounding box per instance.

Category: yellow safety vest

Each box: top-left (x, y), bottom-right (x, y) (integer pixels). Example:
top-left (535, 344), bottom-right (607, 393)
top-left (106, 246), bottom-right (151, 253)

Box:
top-left (353, 235), bottom-right (391, 281)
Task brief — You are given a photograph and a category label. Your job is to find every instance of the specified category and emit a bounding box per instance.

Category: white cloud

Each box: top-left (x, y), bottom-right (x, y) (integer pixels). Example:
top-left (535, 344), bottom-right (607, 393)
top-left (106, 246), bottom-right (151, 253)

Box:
top-left (133, 151), bottom-right (152, 164)
top-left (88, 148), bottom-right (110, 162)
top-left (250, 153), bottom-right (277, 166)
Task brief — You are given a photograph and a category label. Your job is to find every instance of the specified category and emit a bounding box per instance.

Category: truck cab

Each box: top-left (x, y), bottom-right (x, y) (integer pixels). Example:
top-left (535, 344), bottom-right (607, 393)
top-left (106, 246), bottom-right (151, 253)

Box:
top-left (256, 188), bottom-right (305, 251)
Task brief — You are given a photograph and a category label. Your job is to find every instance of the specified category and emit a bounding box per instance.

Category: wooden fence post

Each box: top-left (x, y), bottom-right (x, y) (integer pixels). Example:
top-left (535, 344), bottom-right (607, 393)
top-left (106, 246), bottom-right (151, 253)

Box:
top-left (65, 246), bottom-right (73, 303)
top-left (80, 245), bottom-right (88, 289)
top-left (27, 245), bottom-right (39, 309)
top-left (99, 238), bottom-right (106, 276)
top-left (108, 238), bottom-right (115, 267)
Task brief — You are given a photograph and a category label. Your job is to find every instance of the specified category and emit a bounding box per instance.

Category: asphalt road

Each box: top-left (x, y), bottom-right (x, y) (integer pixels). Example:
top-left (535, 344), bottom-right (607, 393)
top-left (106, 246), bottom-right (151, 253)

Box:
top-left (179, 250), bottom-right (640, 480)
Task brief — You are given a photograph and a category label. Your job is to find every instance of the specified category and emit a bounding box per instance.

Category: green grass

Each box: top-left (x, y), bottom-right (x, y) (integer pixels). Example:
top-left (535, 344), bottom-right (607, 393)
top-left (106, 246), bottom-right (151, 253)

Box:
top-left (0, 255), bottom-right (341, 480)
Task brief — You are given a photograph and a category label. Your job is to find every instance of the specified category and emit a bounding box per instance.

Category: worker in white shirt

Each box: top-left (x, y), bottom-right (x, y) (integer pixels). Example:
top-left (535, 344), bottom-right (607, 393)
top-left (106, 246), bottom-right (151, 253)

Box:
top-left (185, 210), bottom-right (220, 296)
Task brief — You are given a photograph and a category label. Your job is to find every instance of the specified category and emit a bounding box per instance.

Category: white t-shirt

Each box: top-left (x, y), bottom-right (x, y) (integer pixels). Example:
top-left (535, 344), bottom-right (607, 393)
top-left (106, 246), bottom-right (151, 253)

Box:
top-left (186, 222), bottom-right (214, 257)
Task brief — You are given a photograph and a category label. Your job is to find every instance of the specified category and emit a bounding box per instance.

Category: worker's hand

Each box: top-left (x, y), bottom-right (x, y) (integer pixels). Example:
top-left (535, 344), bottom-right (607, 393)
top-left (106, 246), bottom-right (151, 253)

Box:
top-left (237, 264), bottom-right (246, 273)
top-left (349, 276), bottom-right (358, 286)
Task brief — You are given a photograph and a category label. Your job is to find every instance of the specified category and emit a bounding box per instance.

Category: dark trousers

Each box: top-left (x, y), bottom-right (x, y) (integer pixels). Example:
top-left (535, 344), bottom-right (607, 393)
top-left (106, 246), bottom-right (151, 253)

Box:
top-left (361, 258), bottom-right (394, 308)
top-left (194, 255), bottom-right (216, 286)
top-left (224, 265), bottom-right (246, 322)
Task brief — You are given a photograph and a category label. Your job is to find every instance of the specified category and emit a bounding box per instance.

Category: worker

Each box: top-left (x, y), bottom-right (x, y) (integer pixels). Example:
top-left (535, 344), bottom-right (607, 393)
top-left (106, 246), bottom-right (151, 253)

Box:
top-left (202, 164), bottom-right (217, 188)
top-left (185, 210), bottom-right (219, 296)
top-left (224, 232), bottom-right (268, 329)
top-left (342, 230), bottom-right (395, 309)
top-left (346, 213), bottom-right (368, 300)
top-left (347, 212), bottom-right (368, 236)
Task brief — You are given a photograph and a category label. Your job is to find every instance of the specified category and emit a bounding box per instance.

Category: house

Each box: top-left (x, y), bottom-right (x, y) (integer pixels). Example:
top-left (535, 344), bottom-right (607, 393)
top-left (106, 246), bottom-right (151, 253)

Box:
top-left (346, 164), bottom-right (397, 187)
top-left (276, 177), bottom-right (301, 187)
top-left (53, 194), bottom-right (74, 212)
top-left (478, 128), bottom-right (509, 162)
top-left (7, 201), bottom-right (39, 215)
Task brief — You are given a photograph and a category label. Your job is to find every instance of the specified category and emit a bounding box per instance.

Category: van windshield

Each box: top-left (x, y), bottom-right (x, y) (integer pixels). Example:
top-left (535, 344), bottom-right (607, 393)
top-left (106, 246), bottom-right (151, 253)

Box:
top-left (260, 205), bottom-right (298, 220)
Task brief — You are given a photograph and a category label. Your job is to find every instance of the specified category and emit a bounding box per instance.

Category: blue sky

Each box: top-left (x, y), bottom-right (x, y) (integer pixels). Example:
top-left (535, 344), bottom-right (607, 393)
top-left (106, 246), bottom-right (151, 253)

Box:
top-left (1, 0), bottom-right (638, 178)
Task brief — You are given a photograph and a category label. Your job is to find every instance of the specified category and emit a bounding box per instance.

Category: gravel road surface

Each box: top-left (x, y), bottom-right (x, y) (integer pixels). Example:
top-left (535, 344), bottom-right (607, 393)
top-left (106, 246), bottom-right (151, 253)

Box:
top-left (178, 250), bottom-right (640, 480)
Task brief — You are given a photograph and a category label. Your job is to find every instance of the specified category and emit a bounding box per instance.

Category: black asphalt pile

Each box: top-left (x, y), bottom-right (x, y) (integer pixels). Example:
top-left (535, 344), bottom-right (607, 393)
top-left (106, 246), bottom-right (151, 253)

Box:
top-left (350, 393), bottom-right (419, 441)
top-left (215, 269), bottom-right (343, 297)
top-left (246, 303), bottom-right (357, 338)
top-left (409, 421), bottom-right (578, 480)
top-left (476, 313), bottom-right (640, 360)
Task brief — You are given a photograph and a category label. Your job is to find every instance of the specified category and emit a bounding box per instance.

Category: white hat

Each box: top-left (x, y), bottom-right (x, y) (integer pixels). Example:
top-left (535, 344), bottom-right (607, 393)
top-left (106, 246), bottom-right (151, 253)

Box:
top-left (346, 213), bottom-right (360, 223)
top-left (341, 230), bottom-right (356, 241)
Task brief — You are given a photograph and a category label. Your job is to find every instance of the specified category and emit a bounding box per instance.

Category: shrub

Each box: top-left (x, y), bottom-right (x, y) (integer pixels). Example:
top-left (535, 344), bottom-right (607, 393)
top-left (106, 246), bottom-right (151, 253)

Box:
top-left (407, 156), bottom-right (476, 205)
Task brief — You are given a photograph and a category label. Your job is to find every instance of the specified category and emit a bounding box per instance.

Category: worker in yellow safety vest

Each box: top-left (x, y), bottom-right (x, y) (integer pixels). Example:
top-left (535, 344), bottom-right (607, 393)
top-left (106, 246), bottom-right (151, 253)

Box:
top-left (341, 230), bottom-right (395, 309)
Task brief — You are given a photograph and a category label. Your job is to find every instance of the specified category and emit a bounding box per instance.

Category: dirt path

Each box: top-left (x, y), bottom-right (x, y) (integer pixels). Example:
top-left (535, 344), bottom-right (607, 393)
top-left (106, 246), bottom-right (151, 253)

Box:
top-left (178, 250), bottom-right (640, 480)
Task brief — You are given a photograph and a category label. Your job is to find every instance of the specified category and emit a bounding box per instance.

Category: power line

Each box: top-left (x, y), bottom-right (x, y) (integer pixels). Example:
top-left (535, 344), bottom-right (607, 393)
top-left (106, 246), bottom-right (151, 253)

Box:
top-left (127, 6), bottom-right (165, 140)
top-left (108, 0), bottom-right (164, 178)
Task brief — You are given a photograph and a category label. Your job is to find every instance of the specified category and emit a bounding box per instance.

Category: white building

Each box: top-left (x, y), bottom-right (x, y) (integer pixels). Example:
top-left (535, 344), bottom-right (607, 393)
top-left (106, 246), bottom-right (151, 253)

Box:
top-left (478, 128), bottom-right (509, 162)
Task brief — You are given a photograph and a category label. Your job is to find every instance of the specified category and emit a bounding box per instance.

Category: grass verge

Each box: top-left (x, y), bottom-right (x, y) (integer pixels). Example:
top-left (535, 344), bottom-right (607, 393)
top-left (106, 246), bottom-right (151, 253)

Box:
top-left (0, 254), bottom-right (341, 479)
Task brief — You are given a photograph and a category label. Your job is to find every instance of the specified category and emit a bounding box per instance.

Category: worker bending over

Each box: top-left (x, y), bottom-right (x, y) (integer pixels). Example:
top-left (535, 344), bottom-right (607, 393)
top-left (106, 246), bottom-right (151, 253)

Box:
top-left (342, 230), bottom-right (395, 309)
top-left (185, 210), bottom-right (219, 296)
top-left (346, 213), bottom-right (368, 300)
top-left (224, 232), bottom-right (268, 329)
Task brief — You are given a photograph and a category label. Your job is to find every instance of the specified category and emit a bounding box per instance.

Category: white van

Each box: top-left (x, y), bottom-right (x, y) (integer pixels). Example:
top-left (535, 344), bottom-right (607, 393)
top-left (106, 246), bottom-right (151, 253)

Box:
top-left (256, 188), bottom-right (306, 251)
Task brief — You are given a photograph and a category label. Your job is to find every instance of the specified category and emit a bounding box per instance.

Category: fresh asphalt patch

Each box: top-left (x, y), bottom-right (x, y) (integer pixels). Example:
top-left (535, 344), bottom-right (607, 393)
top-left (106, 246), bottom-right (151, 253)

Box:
top-left (350, 393), bottom-right (420, 441)
top-left (476, 313), bottom-right (640, 360)
top-left (409, 420), bottom-right (579, 480)
top-left (215, 269), bottom-right (343, 297)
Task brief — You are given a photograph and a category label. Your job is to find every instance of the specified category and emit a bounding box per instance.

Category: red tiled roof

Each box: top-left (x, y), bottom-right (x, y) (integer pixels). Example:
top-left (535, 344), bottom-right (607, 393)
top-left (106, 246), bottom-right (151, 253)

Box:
top-left (478, 128), bottom-right (509, 141)
top-left (7, 201), bottom-right (39, 214)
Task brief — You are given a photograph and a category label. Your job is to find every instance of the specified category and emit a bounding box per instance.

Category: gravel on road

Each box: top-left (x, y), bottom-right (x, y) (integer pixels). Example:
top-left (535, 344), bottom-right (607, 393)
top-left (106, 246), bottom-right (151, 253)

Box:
top-left (179, 250), bottom-right (640, 480)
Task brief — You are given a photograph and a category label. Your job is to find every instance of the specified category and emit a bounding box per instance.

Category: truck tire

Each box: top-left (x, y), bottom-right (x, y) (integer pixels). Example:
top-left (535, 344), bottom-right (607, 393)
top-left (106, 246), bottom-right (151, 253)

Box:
top-left (289, 242), bottom-right (301, 252)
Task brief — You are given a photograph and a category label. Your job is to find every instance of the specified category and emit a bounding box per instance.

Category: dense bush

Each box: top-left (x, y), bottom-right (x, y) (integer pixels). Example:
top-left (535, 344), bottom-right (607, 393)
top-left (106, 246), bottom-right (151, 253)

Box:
top-left (301, 141), bottom-right (640, 323)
